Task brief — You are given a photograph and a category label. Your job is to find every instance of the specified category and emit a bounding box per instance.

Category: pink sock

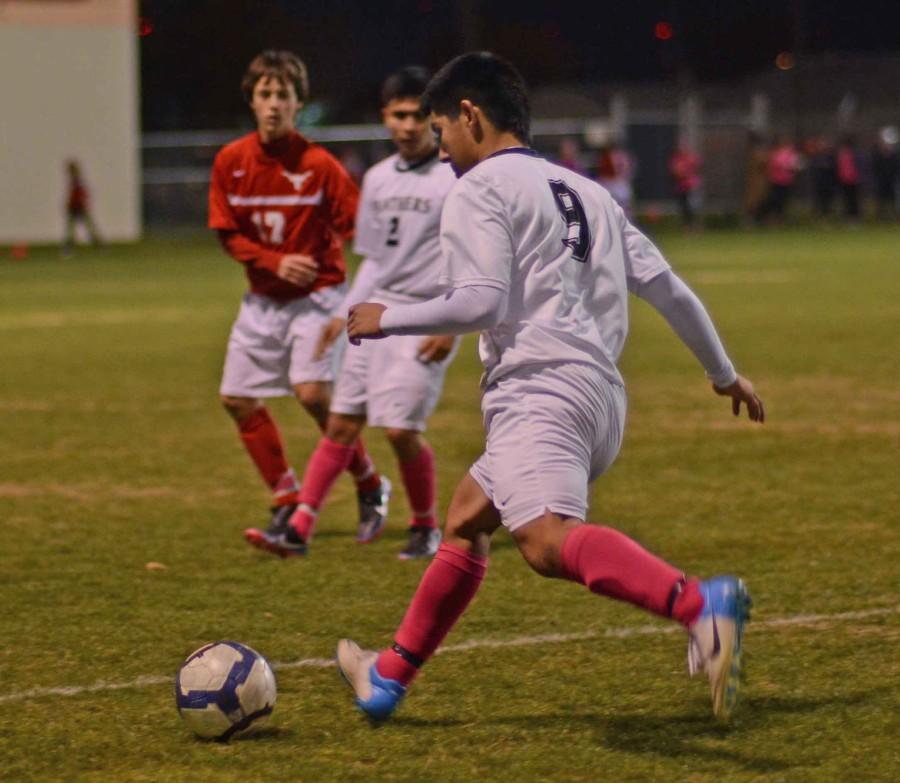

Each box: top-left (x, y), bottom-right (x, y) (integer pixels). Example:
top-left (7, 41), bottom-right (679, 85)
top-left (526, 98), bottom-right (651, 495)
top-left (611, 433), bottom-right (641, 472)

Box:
top-left (561, 524), bottom-right (701, 624)
top-left (290, 437), bottom-right (355, 540)
top-left (375, 543), bottom-right (487, 685)
top-left (399, 443), bottom-right (437, 529)
top-left (347, 439), bottom-right (381, 493)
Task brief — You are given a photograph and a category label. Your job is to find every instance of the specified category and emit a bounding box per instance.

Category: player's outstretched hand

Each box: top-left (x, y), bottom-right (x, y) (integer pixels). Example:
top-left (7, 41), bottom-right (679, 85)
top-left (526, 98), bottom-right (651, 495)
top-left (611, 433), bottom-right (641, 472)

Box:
top-left (347, 303), bottom-right (388, 345)
top-left (277, 254), bottom-right (318, 287)
top-left (417, 335), bottom-right (455, 364)
top-left (314, 317), bottom-right (346, 359)
top-left (713, 374), bottom-right (765, 422)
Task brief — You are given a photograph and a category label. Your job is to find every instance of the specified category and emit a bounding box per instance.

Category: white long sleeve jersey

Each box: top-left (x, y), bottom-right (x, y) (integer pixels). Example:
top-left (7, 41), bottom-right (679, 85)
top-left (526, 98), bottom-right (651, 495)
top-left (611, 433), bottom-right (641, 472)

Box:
top-left (351, 150), bottom-right (457, 304)
top-left (436, 148), bottom-right (674, 388)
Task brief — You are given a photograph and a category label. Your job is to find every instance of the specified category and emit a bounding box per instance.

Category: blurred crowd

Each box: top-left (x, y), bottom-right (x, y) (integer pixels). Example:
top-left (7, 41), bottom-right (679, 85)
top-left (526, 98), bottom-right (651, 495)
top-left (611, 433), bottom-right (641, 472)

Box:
top-left (745, 127), bottom-right (900, 226)
top-left (546, 126), bottom-right (900, 228)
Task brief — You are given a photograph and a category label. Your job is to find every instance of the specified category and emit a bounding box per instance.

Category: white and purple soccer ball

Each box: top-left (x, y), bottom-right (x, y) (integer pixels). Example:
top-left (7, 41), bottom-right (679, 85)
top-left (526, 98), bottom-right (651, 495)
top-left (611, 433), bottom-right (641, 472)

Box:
top-left (175, 641), bottom-right (277, 741)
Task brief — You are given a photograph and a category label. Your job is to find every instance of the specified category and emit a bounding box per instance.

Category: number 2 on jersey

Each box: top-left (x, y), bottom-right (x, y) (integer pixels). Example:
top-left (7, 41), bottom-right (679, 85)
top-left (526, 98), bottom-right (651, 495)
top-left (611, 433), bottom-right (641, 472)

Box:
top-left (251, 210), bottom-right (286, 244)
top-left (386, 216), bottom-right (400, 247)
top-left (548, 180), bottom-right (591, 263)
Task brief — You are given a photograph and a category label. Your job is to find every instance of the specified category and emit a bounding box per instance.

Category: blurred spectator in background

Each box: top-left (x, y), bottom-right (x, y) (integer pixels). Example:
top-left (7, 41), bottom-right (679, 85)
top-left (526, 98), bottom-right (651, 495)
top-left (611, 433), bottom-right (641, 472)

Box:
top-left (557, 136), bottom-right (588, 176)
top-left (836, 135), bottom-right (864, 223)
top-left (755, 136), bottom-right (800, 225)
top-left (669, 142), bottom-right (702, 229)
top-left (595, 140), bottom-right (635, 216)
top-left (339, 146), bottom-right (366, 185)
top-left (872, 126), bottom-right (899, 221)
top-left (62, 159), bottom-right (102, 257)
top-left (806, 136), bottom-right (837, 220)
top-left (743, 132), bottom-right (769, 224)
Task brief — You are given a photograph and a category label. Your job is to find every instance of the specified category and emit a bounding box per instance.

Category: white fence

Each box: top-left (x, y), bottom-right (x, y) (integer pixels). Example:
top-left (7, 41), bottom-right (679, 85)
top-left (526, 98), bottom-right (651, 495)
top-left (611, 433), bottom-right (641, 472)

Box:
top-left (142, 105), bottom-right (765, 227)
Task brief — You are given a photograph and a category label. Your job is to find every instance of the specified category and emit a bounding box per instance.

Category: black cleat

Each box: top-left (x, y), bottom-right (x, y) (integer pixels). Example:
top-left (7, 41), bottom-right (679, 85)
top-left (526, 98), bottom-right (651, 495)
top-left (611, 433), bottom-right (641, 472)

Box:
top-left (356, 478), bottom-right (391, 543)
top-left (263, 503), bottom-right (297, 536)
top-left (244, 506), bottom-right (307, 557)
top-left (398, 526), bottom-right (441, 560)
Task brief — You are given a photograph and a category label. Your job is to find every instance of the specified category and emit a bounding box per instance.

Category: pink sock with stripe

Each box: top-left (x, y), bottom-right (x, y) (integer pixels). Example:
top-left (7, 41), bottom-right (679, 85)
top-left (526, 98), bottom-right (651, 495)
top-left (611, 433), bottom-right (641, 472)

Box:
top-left (560, 524), bottom-right (702, 626)
top-left (376, 543), bottom-right (487, 685)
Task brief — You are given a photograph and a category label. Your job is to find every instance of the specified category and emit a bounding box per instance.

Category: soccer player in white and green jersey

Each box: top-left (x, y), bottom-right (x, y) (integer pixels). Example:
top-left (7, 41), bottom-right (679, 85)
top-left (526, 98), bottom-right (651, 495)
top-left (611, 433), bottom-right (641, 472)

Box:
top-left (246, 66), bottom-right (458, 559)
top-left (337, 52), bottom-right (764, 722)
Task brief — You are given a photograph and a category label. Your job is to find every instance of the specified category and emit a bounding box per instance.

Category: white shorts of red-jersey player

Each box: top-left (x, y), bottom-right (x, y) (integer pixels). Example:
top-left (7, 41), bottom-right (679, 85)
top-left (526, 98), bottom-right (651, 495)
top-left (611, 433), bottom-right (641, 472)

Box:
top-left (220, 286), bottom-right (346, 397)
top-left (469, 362), bottom-right (626, 532)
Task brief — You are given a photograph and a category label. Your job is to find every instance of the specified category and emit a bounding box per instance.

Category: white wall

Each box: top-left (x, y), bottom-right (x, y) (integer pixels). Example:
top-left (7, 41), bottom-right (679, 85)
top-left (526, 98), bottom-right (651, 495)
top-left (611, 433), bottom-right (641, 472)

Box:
top-left (0, 0), bottom-right (140, 243)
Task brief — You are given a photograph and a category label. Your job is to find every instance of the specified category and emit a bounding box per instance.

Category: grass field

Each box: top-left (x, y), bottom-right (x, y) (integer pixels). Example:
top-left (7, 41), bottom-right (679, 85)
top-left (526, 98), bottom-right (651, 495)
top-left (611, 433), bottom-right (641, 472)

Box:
top-left (1, 227), bottom-right (898, 782)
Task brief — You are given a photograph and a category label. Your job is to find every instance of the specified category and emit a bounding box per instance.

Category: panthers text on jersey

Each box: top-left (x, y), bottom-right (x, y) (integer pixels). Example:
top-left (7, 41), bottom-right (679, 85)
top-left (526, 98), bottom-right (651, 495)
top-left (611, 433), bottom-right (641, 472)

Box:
top-left (354, 150), bottom-right (457, 302)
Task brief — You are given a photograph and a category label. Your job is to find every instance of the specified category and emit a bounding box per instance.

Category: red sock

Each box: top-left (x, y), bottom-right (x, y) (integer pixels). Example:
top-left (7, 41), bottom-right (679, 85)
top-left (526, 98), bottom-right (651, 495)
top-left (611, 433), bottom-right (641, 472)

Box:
top-left (237, 408), bottom-right (299, 505)
top-left (348, 439), bottom-right (381, 493)
top-left (375, 543), bottom-right (487, 685)
top-left (290, 437), bottom-right (356, 539)
top-left (560, 524), bottom-right (702, 625)
top-left (399, 443), bottom-right (437, 529)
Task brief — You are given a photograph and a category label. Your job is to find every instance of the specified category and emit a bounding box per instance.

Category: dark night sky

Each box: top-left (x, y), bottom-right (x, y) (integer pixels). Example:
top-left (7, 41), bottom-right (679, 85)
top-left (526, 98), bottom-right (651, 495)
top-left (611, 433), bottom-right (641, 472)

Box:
top-left (139, 0), bottom-right (900, 130)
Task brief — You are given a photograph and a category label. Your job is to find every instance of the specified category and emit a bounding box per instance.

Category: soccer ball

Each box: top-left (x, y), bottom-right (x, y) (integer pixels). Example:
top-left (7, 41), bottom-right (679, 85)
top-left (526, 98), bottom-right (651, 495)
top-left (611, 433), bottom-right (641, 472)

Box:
top-left (175, 641), bottom-right (277, 741)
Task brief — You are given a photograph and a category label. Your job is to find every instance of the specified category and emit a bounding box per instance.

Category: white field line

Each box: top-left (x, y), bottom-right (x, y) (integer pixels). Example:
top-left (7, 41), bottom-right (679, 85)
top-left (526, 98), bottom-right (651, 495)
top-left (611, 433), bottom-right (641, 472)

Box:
top-left (2, 605), bottom-right (896, 705)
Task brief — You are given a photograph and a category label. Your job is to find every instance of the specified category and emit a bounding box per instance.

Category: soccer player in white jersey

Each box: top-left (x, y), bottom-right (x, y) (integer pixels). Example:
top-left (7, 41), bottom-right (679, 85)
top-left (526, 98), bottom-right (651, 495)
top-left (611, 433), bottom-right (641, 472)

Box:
top-left (246, 66), bottom-right (458, 559)
top-left (336, 52), bottom-right (765, 722)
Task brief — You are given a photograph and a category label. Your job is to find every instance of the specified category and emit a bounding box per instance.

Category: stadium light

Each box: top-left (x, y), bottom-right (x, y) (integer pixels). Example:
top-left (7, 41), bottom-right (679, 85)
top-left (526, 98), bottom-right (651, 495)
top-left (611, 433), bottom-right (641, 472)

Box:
top-left (654, 21), bottom-right (674, 41)
top-left (775, 51), bottom-right (795, 70)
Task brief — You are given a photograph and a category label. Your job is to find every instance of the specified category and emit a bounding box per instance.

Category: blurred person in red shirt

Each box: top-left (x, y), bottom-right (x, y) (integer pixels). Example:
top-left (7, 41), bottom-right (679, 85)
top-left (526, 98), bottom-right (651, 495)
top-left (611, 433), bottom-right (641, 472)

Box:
top-left (209, 50), bottom-right (387, 547)
top-left (557, 136), bottom-right (587, 176)
top-left (836, 135), bottom-right (864, 223)
top-left (595, 140), bottom-right (635, 216)
top-left (669, 142), bottom-right (702, 228)
top-left (755, 136), bottom-right (800, 225)
top-left (62, 159), bottom-right (102, 257)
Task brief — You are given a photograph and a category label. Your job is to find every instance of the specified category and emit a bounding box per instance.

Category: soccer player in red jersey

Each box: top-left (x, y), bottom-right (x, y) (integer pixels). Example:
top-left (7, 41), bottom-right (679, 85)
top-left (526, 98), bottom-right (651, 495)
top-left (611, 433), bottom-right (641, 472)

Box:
top-left (209, 50), bottom-right (388, 551)
top-left (62, 159), bottom-right (102, 258)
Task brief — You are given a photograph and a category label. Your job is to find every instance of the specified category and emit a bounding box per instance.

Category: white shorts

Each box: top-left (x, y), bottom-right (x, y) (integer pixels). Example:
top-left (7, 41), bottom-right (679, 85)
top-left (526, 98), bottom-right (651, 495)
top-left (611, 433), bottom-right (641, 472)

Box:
top-left (330, 330), bottom-right (459, 431)
top-left (220, 289), bottom-right (345, 398)
top-left (469, 362), bottom-right (626, 532)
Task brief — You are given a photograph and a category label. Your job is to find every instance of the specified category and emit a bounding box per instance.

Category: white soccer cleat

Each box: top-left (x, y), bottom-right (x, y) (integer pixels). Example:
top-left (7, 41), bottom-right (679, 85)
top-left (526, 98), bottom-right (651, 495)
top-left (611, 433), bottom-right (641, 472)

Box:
top-left (687, 576), bottom-right (752, 720)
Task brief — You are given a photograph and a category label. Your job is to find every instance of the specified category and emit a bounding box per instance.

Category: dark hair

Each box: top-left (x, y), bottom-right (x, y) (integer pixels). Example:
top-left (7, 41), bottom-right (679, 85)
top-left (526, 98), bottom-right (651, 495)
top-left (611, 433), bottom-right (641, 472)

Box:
top-left (242, 50), bottom-right (309, 103)
top-left (422, 52), bottom-right (531, 144)
top-left (381, 65), bottom-right (431, 106)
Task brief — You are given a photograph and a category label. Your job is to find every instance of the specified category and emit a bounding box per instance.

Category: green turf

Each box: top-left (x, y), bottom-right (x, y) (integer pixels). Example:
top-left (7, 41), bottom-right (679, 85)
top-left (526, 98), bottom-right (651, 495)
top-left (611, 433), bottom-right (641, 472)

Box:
top-left (1, 228), bottom-right (898, 782)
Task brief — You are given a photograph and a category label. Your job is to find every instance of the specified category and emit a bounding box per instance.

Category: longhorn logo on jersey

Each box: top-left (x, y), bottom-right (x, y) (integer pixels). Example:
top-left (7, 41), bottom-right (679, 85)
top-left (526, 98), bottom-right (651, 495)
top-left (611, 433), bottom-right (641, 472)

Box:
top-left (281, 170), bottom-right (313, 191)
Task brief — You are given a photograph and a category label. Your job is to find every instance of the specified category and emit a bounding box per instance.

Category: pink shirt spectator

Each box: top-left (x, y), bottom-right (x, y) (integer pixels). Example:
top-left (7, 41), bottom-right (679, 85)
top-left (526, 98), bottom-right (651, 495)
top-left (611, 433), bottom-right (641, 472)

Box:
top-left (670, 148), bottom-right (702, 193)
top-left (768, 145), bottom-right (799, 186)
top-left (836, 146), bottom-right (861, 185)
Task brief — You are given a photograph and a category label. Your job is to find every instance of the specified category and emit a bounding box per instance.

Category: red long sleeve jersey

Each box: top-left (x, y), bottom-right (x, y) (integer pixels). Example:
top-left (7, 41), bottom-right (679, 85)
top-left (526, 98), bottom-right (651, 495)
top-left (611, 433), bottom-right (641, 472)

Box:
top-left (209, 131), bottom-right (359, 302)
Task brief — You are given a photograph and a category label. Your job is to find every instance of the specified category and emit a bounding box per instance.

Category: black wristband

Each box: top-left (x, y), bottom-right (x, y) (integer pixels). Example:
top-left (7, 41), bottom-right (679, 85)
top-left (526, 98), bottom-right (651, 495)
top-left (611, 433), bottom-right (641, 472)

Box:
top-left (391, 642), bottom-right (424, 669)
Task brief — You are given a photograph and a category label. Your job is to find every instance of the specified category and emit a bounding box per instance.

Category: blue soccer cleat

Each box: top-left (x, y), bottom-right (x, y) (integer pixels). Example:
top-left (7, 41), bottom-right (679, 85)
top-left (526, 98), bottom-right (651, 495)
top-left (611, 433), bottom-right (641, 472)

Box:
top-left (336, 639), bottom-right (406, 722)
top-left (687, 576), bottom-right (752, 720)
